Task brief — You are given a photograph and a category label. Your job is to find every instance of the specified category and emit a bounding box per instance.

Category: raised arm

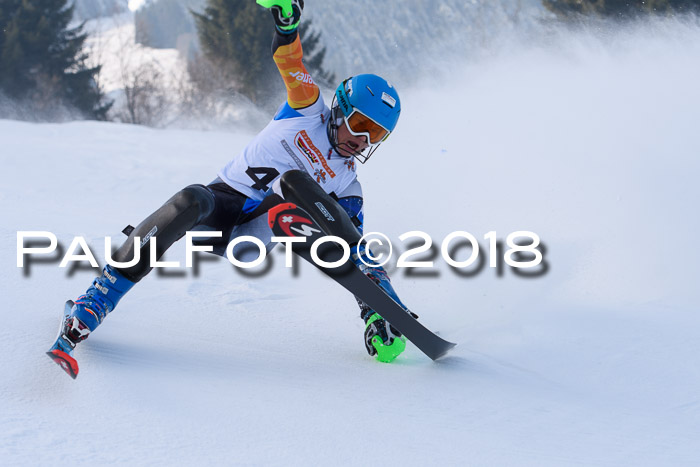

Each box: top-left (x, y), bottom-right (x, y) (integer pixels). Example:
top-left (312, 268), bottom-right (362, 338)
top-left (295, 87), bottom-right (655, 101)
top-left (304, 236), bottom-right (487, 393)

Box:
top-left (258, 0), bottom-right (319, 110)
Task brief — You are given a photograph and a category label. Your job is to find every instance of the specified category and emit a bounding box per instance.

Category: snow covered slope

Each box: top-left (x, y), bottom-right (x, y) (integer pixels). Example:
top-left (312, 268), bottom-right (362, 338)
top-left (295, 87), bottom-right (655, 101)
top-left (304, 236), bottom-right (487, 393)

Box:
top-left (303, 0), bottom-right (544, 80)
top-left (2, 18), bottom-right (700, 466)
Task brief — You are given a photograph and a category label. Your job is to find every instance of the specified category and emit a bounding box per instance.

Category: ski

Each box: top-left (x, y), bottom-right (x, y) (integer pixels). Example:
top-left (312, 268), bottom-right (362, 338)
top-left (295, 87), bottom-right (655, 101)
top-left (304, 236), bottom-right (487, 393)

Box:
top-left (268, 202), bottom-right (456, 360)
top-left (46, 300), bottom-right (79, 379)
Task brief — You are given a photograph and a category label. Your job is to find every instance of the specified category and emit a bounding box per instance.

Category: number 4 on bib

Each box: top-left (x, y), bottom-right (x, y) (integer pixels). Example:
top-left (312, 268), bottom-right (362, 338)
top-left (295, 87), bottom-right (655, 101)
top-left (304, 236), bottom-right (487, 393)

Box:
top-left (245, 166), bottom-right (280, 191)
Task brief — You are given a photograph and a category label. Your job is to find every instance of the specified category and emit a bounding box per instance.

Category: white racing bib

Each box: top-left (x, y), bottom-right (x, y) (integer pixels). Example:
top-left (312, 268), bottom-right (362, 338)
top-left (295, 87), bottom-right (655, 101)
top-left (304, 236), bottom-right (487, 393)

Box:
top-left (218, 101), bottom-right (359, 201)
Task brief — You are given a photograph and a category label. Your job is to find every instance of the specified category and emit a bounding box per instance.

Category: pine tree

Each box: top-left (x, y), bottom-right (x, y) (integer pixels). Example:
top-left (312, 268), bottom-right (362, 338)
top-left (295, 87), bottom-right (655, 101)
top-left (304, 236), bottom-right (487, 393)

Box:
top-left (298, 21), bottom-right (335, 89)
top-left (0, 0), bottom-right (109, 119)
top-left (192, 0), bottom-right (335, 103)
top-left (193, 0), bottom-right (277, 103)
top-left (543, 0), bottom-right (700, 19)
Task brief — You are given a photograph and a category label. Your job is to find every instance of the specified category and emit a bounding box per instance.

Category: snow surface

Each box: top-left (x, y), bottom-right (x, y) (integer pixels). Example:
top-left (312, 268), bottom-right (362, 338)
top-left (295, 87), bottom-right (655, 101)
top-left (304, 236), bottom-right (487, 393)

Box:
top-left (2, 18), bottom-right (700, 466)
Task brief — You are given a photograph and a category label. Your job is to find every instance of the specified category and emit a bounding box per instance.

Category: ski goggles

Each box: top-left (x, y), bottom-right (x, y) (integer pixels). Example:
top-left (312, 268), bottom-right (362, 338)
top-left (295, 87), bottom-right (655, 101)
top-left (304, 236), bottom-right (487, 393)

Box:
top-left (344, 110), bottom-right (390, 145)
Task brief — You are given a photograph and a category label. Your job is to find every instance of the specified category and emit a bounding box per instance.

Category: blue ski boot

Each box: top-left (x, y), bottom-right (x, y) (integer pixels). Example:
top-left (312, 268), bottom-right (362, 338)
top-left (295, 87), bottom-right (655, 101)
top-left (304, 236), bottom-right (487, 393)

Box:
top-left (47, 265), bottom-right (135, 378)
top-left (350, 243), bottom-right (408, 309)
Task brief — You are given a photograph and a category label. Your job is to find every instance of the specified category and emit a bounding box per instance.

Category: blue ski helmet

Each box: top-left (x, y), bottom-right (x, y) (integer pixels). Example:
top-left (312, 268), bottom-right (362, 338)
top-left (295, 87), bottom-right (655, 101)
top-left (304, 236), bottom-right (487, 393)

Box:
top-left (327, 74), bottom-right (401, 163)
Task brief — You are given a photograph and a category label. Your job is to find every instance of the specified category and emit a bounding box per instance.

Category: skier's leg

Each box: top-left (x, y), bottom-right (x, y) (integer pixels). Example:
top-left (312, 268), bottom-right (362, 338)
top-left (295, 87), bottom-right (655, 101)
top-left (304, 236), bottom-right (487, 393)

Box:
top-left (112, 184), bottom-right (216, 282)
top-left (277, 170), bottom-right (413, 361)
top-left (64, 184), bottom-right (216, 344)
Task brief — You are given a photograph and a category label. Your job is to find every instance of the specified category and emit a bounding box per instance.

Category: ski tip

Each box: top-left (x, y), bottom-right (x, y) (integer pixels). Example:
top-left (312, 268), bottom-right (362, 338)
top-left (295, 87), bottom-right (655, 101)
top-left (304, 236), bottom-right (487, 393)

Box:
top-left (429, 342), bottom-right (457, 361)
top-left (46, 349), bottom-right (79, 379)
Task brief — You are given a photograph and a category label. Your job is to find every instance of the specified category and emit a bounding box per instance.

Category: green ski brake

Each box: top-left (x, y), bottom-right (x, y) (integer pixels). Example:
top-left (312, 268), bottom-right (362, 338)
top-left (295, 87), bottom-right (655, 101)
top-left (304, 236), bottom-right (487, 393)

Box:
top-left (366, 314), bottom-right (407, 363)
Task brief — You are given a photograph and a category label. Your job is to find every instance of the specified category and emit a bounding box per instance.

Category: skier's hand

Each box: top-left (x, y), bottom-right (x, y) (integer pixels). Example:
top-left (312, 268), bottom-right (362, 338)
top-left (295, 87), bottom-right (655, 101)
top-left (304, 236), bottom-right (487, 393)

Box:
top-left (257, 0), bottom-right (304, 33)
top-left (364, 311), bottom-right (406, 363)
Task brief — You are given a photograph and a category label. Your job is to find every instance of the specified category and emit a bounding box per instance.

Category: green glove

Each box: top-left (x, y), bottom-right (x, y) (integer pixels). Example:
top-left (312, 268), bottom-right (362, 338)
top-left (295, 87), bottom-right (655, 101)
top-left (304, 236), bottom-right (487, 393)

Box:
top-left (256, 0), bottom-right (304, 33)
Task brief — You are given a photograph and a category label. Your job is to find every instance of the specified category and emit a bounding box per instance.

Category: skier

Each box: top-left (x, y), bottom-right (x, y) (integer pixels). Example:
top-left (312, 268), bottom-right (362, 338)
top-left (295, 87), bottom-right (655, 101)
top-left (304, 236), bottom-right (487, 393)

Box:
top-left (48, 0), bottom-right (411, 378)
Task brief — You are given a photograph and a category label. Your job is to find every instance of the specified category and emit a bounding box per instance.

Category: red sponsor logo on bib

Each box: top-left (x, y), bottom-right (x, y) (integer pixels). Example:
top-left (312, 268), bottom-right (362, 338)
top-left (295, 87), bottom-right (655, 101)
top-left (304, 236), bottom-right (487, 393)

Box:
top-left (295, 131), bottom-right (336, 179)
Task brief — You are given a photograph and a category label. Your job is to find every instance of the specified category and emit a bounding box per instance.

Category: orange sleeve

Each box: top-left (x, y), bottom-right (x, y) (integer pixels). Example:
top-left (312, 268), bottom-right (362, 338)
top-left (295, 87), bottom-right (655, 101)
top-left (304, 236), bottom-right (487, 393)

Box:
top-left (273, 35), bottom-right (320, 110)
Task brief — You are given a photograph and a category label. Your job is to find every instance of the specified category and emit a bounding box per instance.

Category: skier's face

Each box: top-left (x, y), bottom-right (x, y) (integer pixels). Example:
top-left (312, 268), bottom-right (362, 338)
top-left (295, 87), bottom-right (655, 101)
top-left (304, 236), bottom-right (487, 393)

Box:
top-left (336, 120), bottom-right (369, 157)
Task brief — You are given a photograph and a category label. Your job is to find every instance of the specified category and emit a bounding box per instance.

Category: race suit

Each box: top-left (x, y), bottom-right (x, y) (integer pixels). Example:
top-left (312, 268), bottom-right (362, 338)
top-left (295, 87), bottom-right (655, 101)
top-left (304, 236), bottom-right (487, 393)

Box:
top-left (111, 28), bottom-right (364, 281)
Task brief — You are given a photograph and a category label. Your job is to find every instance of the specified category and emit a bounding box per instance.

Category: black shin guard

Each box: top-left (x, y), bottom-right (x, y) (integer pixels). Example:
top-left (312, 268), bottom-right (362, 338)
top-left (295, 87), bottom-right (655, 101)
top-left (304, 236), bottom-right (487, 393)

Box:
top-left (112, 185), bottom-right (215, 282)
